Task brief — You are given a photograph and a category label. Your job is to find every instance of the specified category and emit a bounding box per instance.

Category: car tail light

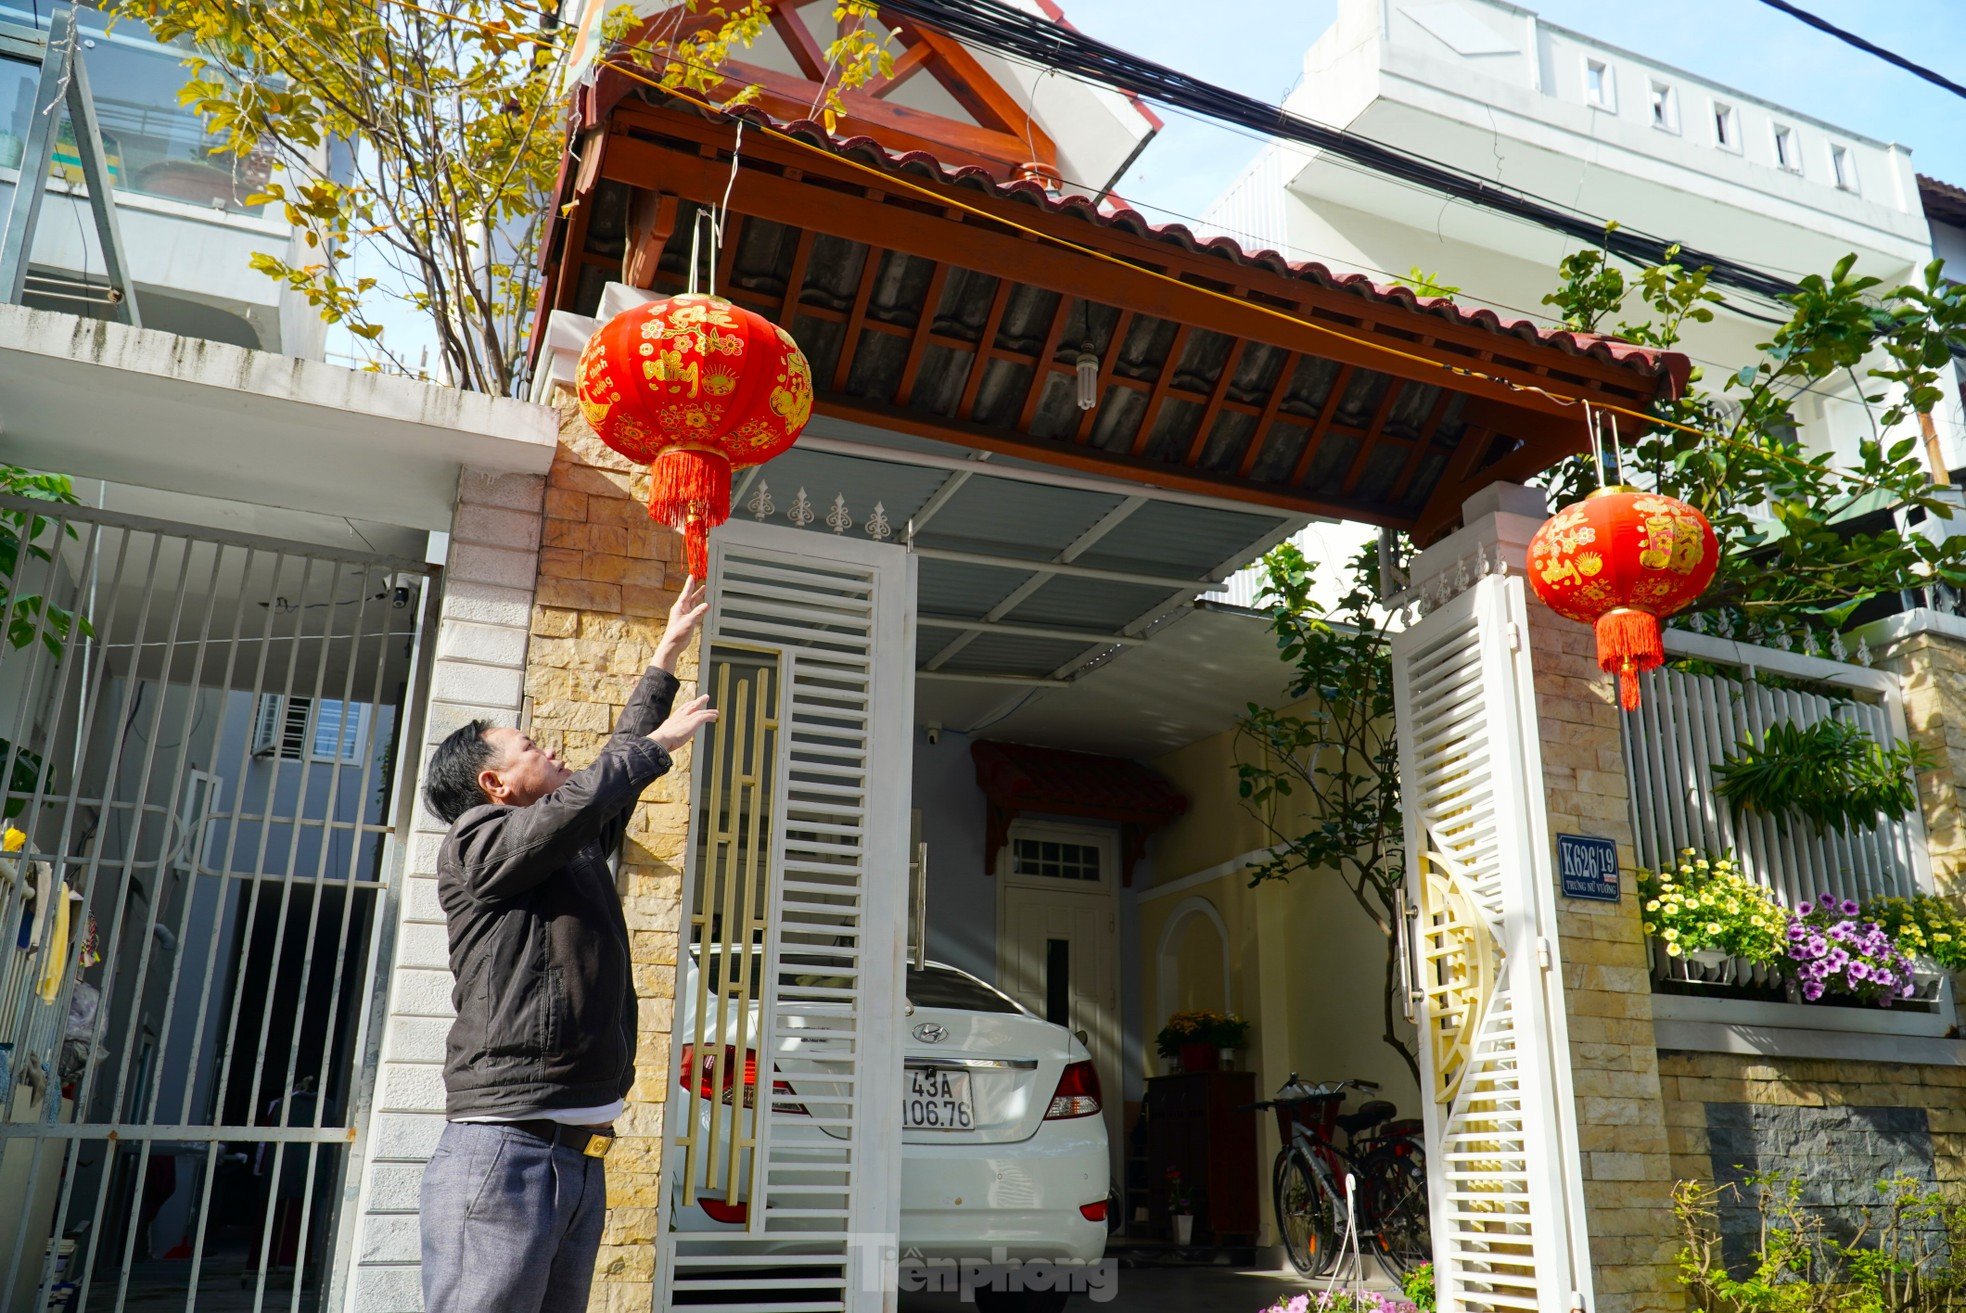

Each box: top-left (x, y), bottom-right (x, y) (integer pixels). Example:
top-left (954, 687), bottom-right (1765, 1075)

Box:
top-left (1045, 1059), bottom-right (1101, 1120)
top-left (699, 1197), bottom-right (749, 1225)
top-left (1078, 1198), bottom-right (1108, 1222)
top-left (678, 1044), bottom-right (807, 1114)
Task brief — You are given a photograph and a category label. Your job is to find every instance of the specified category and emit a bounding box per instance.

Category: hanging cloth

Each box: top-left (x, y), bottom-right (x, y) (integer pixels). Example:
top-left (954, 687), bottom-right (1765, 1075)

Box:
top-left (34, 881), bottom-right (71, 1003)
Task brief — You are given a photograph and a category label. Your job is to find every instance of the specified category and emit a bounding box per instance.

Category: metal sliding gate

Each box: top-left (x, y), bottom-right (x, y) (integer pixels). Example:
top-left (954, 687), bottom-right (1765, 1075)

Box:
top-left (0, 494), bottom-right (430, 1312)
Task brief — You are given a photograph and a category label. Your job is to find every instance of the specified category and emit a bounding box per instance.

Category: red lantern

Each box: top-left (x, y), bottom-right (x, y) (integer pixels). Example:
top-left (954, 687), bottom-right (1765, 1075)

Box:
top-left (1527, 487), bottom-right (1718, 712)
top-left (576, 293), bottom-right (813, 577)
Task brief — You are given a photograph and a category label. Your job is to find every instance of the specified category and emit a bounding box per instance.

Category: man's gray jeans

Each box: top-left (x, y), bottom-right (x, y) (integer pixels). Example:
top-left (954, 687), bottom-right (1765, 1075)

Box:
top-left (420, 1122), bottom-right (607, 1313)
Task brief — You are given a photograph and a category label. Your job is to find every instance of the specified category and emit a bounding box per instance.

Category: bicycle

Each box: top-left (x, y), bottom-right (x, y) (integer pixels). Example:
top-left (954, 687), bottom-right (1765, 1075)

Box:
top-left (1243, 1075), bottom-right (1431, 1280)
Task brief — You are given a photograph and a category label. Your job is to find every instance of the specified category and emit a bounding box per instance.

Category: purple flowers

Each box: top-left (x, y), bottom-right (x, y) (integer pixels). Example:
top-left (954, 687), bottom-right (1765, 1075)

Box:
top-left (1784, 896), bottom-right (1919, 1007)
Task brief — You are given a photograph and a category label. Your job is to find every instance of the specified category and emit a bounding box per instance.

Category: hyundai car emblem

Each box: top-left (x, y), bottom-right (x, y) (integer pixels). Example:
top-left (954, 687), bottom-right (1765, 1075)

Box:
top-left (912, 1022), bottom-right (948, 1043)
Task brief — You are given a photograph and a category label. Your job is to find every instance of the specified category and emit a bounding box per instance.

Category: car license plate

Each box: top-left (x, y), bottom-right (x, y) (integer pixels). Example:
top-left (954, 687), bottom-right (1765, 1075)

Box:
top-left (903, 1067), bottom-right (974, 1131)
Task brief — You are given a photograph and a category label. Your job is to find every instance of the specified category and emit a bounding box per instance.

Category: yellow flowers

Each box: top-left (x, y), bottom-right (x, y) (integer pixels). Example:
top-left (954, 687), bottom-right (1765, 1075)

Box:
top-left (1636, 850), bottom-right (1788, 966)
top-left (2, 826), bottom-right (23, 852)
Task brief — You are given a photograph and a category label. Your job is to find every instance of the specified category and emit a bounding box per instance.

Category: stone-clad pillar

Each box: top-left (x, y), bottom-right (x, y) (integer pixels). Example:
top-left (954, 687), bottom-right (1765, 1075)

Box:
top-left (527, 397), bottom-right (696, 1313)
top-left (1869, 609), bottom-right (1966, 898)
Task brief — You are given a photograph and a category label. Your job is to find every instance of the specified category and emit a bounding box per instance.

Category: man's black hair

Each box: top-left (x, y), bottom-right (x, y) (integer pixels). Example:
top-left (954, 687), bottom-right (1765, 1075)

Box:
top-left (423, 719), bottom-right (499, 824)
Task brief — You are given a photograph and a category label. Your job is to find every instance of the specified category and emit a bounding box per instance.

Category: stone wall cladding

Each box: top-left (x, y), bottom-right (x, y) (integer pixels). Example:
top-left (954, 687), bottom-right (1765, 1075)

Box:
top-left (531, 397), bottom-right (695, 1313)
top-left (1527, 605), bottom-right (1685, 1313)
top-left (1658, 1051), bottom-right (1966, 1195)
top-left (347, 468), bottom-right (546, 1313)
top-left (1877, 629), bottom-right (1966, 896)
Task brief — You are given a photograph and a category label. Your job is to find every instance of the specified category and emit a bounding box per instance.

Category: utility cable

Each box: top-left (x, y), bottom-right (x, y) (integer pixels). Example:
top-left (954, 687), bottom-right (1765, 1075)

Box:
top-left (871, 0), bottom-right (1802, 302)
top-left (1751, 0), bottom-right (1966, 102)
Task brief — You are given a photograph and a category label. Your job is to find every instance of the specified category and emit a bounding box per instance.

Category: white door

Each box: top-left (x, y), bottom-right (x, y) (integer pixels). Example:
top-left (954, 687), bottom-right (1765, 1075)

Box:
top-left (656, 519), bottom-right (916, 1313)
top-left (997, 821), bottom-right (1122, 1180)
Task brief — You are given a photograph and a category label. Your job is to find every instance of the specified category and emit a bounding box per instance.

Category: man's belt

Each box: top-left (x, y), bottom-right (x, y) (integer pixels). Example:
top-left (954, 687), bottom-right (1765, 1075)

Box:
top-left (504, 1118), bottom-right (616, 1159)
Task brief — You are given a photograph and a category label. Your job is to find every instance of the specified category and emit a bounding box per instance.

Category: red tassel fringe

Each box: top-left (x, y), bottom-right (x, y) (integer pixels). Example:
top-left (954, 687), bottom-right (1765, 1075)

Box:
top-left (648, 449), bottom-right (732, 581)
top-left (1595, 608), bottom-right (1664, 713)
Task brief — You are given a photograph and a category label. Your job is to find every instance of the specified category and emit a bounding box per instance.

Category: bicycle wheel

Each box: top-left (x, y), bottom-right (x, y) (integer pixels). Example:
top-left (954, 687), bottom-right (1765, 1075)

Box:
top-left (1273, 1149), bottom-right (1339, 1278)
top-left (1361, 1148), bottom-right (1431, 1277)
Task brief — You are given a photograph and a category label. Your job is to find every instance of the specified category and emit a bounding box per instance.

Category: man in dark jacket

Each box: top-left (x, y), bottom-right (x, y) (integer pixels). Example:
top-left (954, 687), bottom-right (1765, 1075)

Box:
top-left (417, 578), bottom-right (716, 1313)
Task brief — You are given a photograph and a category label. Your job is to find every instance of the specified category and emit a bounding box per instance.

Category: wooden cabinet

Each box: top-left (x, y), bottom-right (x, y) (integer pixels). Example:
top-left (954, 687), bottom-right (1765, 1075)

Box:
top-left (1144, 1070), bottom-right (1259, 1242)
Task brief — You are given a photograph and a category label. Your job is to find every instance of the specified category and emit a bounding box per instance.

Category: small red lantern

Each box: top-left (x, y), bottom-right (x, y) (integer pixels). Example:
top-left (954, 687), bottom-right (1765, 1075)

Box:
top-left (1527, 487), bottom-right (1718, 712)
top-left (576, 293), bottom-right (813, 577)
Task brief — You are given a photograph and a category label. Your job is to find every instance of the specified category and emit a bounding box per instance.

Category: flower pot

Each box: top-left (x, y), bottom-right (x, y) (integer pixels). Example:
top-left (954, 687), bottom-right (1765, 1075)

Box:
top-left (1178, 1042), bottom-right (1218, 1073)
top-left (1171, 1213), bottom-right (1194, 1246)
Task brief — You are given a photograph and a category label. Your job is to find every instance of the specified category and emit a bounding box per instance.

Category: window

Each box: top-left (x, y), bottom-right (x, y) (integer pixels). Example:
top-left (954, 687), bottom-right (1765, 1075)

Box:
top-left (310, 699), bottom-right (368, 764)
top-left (1712, 101), bottom-right (1739, 151)
top-left (1584, 58), bottom-right (1615, 110)
top-left (1831, 143), bottom-right (1859, 192)
top-left (251, 694), bottom-right (313, 762)
top-left (1773, 123), bottom-right (1802, 172)
top-left (1648, 79), bottom-right (1679, 133)
top-left (1011, 835), bottom-right (1104, 883)
top-left (905, 965), bottom-right (1024, 1015)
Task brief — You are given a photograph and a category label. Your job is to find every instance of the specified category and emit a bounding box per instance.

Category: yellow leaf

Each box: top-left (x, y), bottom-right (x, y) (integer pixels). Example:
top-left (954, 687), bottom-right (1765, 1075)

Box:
top-left (822, 107), bottom-right (837, 133)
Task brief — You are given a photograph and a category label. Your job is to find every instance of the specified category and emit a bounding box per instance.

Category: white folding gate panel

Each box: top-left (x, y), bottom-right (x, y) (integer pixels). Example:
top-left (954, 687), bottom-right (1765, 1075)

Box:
top-left (1390, 575), bottom-right (1593, 1313)
top-left (657, 520), bottom-right (914, 1312)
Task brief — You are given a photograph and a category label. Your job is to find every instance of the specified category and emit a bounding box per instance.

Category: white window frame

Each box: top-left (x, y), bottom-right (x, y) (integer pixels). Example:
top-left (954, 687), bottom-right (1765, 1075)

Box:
top-left (251, 692), bottom-right (313, 763)
top-left (308, 698), bottom-right (369, 765)
top-left (1583, 56), bottom-right (1615, 111)
top-left (1002, 819), bottom-right (1115, 891)
top-left (1648, 79), bottom-right (1679, 134)
top-left (1830, 142), bottom-right (1860, 193)
top-left (1772, 122), bottom-right (1802, 172)
top-left (1711, 100), bottom-right (1740, 152)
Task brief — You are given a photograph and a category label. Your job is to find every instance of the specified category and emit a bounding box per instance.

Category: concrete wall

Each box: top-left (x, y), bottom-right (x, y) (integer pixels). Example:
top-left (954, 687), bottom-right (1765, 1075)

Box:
top-left (344, 467), bottom-right (545, 1313)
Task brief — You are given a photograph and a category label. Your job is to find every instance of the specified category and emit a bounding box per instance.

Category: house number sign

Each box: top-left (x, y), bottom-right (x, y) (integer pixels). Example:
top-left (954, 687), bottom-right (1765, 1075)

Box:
top-left (1556, 833), bottom-right (1620, 902)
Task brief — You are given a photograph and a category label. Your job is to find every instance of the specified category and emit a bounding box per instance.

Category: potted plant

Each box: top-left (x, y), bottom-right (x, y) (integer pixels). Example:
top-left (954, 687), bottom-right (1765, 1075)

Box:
top-left (1863, 894), bottom-right (1966, 1001)
top-left (1214, 1013), bottom-right (1251, 1070)
top-left (1156, 1010), bottom-right (1223, 1073)
top-left (1782, 893), bottom-right (1920, 1006)
top-left (1164, 1167), bottom-right (1197, 1245)
top-left (1637, 851), bottom-right (1787, 979)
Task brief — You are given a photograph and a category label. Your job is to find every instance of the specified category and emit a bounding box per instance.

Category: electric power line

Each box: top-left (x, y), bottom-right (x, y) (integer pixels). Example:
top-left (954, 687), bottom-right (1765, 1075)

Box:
top-left (1752, 0), bottom-right (1966, 102)
top-left (872, 0), bottom-right (1804, 302)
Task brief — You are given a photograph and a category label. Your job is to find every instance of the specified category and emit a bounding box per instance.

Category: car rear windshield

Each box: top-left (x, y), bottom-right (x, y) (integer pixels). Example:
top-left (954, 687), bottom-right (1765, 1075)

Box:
top-left (907, 965), bottom-right (1022, 1014)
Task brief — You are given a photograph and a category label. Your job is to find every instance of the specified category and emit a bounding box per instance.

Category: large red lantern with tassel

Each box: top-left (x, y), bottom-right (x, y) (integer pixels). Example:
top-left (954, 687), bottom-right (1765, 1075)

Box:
top-left (1527, 487), bottom-right (1718, 711)
top-left (576, 293), bottom-right (813, 577)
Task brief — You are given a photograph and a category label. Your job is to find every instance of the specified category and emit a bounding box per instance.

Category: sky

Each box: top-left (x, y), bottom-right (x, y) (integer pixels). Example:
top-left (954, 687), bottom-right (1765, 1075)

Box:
top-left (1045, 0), bottom-right (1966, 246)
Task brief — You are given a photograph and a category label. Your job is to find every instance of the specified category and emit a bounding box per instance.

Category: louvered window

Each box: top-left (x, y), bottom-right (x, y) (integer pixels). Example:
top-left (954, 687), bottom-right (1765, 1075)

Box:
top-left (251, 694), bottom-right (313, 762)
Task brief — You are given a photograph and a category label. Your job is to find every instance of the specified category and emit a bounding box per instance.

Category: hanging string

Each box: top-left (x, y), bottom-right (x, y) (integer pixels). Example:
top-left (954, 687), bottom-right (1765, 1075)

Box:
top-left (1584, 400), bottom-right (1607, 489)
top-left (1609, 412), bottom-right (1627, 488)
top-left (686, 209), bottom-right (704, 294)
top-left (709, 118), bottom-right (745, 299)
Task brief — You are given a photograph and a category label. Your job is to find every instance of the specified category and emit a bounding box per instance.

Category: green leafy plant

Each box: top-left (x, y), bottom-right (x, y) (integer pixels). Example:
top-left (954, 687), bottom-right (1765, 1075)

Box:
top-left (1673, 1172), bottom-right (1966, 1311)
top-left (0, 465), bottom-right (90, 819)
top-left (1400, 1261), bottom-right (1437, 1312)
top-left (1864, 895), bottom-right (1966, 972)
top-left (1540, 236), bottom-right (1966, 635)
top-left (1236, 541), bottom-right (1414, 1084)
top-left (1713, 719), bottom-right (1936, 837)
top-left (1391, 266), bottom-right (1460, 299)
top-left (116, 1), bottom-right (890, 391)
top-left (1638, 852), bottom-right (1789, 964)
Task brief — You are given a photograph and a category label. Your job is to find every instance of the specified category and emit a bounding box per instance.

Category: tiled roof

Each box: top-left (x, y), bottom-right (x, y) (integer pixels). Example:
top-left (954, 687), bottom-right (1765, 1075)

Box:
top-left (716, 104), bottom-right (1688, 390)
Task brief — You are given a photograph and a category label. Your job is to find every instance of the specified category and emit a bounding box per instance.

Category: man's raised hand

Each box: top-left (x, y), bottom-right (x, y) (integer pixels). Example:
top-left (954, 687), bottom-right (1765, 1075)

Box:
top-left (649, 694), bottom-right (718, 753)
top-left (654, 576), bottom-right (710, 675)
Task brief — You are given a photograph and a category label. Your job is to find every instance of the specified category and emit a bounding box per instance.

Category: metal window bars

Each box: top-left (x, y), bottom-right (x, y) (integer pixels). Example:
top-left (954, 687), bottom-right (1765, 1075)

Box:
top-left (0, 493), bottom-right (430, 1313)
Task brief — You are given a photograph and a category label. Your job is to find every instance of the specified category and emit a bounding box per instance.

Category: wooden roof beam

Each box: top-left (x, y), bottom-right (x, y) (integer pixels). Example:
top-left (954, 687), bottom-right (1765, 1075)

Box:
top-left (598, 129), bottom-right (1655, 424)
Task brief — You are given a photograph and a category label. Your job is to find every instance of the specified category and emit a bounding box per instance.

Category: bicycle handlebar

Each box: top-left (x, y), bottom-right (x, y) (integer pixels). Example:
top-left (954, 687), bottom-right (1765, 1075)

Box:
top-left (1237, 1077), bottom-right (1381, 1111)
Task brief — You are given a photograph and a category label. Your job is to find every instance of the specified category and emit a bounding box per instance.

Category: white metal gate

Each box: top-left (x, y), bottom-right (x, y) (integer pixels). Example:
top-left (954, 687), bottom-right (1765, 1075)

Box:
top-left (656, 519), bottom-right (914, 1312)
top-left (0, 495), bottom-right (429, 1312)
top-left (1390, 574), bottom-right (1592, 1312)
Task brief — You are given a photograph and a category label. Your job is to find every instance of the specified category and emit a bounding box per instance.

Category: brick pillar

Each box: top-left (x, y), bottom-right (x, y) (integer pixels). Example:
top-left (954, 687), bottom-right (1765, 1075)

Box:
top-left (347, 467), bottom-right (547, 1313)
top-left (1524, 593), bottom-right (1682, 1313)
top-left (1870, 611), bottom-right (1966, 897)
top-left (529, 396), bottom-right (696, 1313)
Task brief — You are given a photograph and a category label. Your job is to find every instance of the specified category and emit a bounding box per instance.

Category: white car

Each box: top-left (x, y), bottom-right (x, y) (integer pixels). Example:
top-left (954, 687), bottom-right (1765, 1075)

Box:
top-left (670, 960), bottom-right (1110, 1312)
